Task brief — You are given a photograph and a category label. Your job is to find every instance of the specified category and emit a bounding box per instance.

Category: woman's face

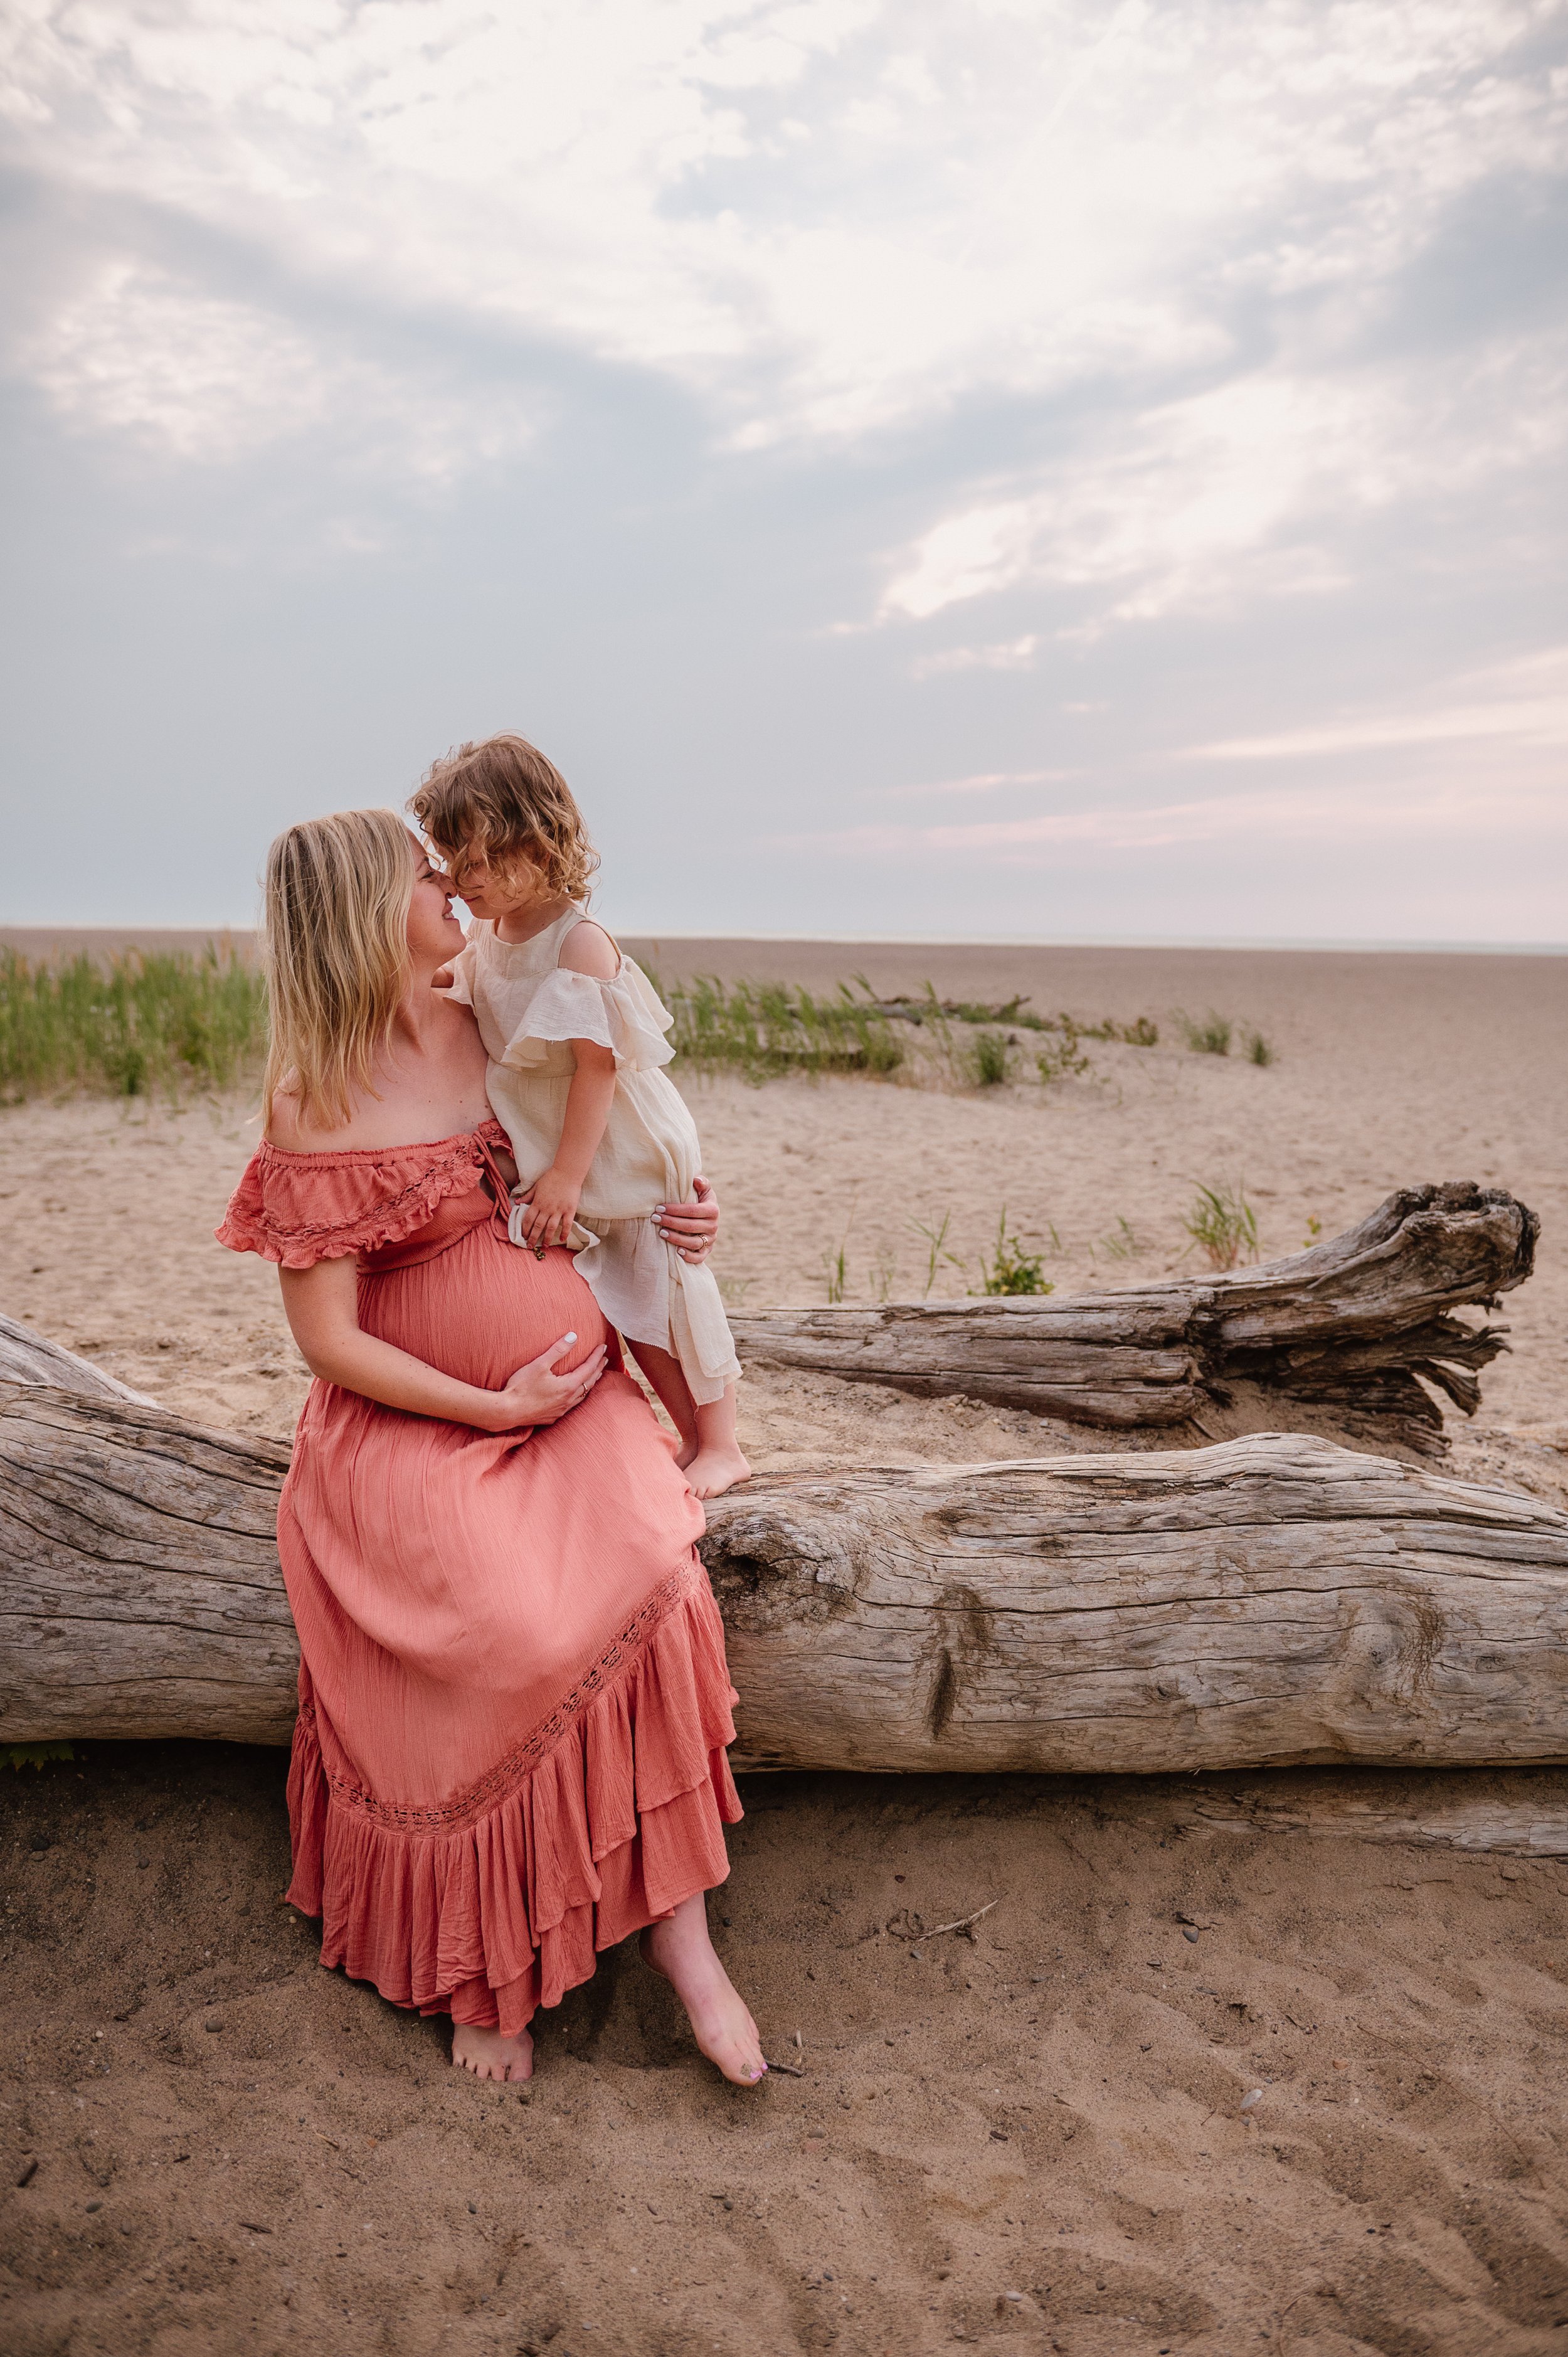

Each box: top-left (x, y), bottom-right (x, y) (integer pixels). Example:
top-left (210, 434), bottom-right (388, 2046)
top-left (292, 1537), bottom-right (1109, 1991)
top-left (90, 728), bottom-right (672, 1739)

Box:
top-left (406, 834), bottom-right (465, 966)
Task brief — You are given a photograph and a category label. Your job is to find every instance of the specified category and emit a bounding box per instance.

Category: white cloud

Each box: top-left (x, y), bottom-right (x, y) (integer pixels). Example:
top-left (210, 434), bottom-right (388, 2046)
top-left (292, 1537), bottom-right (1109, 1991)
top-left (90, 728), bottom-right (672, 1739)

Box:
top-left (774, 770), bottom-right (1568, 864)
top-left (881, 338), bottom-right (1568, 629)
top-left (2, 0), bottom-right (1562, 455)
top-left (14, 260), bottom-right (538, 474)
top-left (909, 634), bottom-right (1040, 678)
top-left (1182, 647), bottom-right (1568, 759)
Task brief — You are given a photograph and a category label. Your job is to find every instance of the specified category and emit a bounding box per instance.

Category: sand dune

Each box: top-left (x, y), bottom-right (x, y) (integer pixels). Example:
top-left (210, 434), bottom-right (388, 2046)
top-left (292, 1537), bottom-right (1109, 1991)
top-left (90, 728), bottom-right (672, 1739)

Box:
top-left (3, 939), bottom-right (1567, 2354)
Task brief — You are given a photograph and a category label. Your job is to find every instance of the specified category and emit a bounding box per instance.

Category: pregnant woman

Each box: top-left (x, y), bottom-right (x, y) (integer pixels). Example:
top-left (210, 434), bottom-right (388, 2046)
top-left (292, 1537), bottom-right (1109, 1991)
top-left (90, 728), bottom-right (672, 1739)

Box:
top-left (217, 807), bottom-right (764, 2088)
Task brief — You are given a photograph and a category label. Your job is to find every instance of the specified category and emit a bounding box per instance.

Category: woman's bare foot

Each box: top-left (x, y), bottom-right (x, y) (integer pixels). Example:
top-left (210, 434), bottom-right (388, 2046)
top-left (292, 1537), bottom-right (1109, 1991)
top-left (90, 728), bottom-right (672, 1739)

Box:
top-left (640, 1892), bottom-right (766, 2085)
top-left (451, 2021), bottom-right (534, 2082)
top-left (681, 1443), bottom-right (751, 1501)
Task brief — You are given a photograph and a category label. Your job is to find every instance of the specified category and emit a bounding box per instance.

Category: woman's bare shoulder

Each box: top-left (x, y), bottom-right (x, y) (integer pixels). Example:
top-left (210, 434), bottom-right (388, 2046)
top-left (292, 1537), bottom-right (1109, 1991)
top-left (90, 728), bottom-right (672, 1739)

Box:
top-left (264, 1082), bottom-right (368, 1155)
top-left (264, 1080), bottom-right (315, 1151)
top-left (557, 918), bottom-right (620, 980)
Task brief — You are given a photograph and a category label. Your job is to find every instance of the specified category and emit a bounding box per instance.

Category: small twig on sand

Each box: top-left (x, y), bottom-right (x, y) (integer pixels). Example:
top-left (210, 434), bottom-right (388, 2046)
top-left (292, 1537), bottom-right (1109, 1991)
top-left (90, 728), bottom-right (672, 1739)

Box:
top-left (764, 2057), bottom-right (807, 2077)
top-left (926, 1900), bottom-right (1000, 1939)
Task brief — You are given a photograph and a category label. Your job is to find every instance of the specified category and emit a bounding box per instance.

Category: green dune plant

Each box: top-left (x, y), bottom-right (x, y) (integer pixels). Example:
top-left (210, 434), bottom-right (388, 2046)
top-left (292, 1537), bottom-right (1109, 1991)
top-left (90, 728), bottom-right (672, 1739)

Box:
top-left (911, 1209), bottom-right (962, 1297)
top-left (1183, 1182), bottom-right (1259, 1272)
top-left (1036, 1019), bottom-right (1093, 1087)
top-left (1177, 1008), bottom-right (1232, 1056)
top-left (975, 1210), bottom-right (1053, 1296)
top-left (0, 946), bottom-right (267, 1102)
top-left (968, 1028), bottom-right (1012, 1087)
top-left (651, 972), bottom-right (904, 1083)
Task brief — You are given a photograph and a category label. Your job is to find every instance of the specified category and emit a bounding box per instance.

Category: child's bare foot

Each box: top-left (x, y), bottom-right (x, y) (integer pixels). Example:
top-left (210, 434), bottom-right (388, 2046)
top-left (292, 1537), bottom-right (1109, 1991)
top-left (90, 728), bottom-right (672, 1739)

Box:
top-left (681, 1443), bottom-right (751, 1501)
top-left (451, 2022), bottom-right (534, 2082)
top-left (640, 1893), bottom-right (766, 2086)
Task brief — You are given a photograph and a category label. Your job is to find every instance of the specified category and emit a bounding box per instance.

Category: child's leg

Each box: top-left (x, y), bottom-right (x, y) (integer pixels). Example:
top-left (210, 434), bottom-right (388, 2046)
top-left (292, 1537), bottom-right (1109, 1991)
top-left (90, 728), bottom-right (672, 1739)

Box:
top-left (640, 1890), bottom-right (766, 2086)
top-left (625, 1341), bottom-right (750, 1498)
top-left (625, 1338), bottom-right (700, 1455)
top-left (684, 1383), bottom-right (750, 1500)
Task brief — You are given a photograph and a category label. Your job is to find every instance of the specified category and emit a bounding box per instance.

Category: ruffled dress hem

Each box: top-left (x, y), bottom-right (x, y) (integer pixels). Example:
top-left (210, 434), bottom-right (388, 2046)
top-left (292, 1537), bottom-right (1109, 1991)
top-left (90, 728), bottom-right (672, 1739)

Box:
top-left (283, 1556), bottom-right (741, 2035)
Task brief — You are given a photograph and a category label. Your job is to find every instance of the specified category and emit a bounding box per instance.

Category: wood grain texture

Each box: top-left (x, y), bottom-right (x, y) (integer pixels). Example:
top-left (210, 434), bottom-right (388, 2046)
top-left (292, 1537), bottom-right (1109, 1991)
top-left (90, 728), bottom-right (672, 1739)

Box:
top-left (727, 1183), bottom-right (1539, 1452)
top-left (0, 1314), bottom-right (156, 1405)
top-left (4, 1363), bottom-right (1565, 1775)
top-left (0, 1383), bottom-right (297, 1745)
top-left (700, 1435), bottom-right (1568, 1774)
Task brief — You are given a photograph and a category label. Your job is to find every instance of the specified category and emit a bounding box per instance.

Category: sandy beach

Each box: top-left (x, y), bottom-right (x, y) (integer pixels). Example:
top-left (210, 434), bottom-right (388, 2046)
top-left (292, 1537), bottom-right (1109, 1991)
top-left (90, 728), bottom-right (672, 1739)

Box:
top-left (4, 939), bottom-right (1568, 2355)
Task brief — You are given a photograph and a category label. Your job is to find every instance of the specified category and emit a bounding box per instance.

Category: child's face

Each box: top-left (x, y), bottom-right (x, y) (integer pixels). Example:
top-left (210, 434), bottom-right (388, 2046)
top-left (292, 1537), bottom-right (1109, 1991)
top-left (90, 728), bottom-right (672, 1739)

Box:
top-left (449, 842), bottom-right (547, 919)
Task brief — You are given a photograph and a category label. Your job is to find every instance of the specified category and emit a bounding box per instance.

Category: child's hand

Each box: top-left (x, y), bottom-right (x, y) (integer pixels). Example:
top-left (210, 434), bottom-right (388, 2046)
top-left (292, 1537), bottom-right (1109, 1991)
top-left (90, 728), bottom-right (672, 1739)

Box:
top-left (514, 1166), bottom-right (583, 1251)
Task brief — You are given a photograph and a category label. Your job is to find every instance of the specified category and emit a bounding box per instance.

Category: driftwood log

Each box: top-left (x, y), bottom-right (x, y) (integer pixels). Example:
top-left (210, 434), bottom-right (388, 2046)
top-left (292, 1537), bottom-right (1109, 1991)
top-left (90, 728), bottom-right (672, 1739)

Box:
top-left (728, 1183), bottom-right (1538, 1455)
top-left (0, 1383), bottom-right (296, 1747)
top-left (706, 1443), bottom-right (1568, 1774)
top-left (3, 1334), bottom-right (1567, 1774)
top-left (0, 1314), bottom-right (155, 1404)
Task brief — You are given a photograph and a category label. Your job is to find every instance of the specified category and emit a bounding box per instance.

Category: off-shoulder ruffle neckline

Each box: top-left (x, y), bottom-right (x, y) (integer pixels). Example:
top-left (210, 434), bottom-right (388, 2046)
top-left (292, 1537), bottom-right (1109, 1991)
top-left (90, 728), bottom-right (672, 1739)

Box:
top-left (257, 1115), bottom-right (509, 1166)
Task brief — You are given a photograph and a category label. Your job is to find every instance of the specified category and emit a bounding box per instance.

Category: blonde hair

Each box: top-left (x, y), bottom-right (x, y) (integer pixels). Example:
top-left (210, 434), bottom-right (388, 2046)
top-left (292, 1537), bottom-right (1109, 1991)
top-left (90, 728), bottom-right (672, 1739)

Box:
top-left (410, 733), bottom-right (598, 903)
top-left (261, 807), bottom-right (415, 1130)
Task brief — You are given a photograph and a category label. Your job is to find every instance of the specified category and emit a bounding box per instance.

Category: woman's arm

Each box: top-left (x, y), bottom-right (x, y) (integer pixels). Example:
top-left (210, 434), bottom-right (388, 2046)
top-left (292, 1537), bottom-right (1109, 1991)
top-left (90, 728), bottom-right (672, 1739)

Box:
top-left (278, 1256), bottom-right (607, 1430)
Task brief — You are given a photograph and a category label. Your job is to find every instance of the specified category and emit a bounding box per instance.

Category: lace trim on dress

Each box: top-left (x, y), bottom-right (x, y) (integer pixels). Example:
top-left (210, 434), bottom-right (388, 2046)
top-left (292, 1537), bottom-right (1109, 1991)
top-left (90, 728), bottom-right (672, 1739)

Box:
top-left (310, 1554), bottom-right (704, 1833)
top-left (215, 1121), bottom-right (511, 1269)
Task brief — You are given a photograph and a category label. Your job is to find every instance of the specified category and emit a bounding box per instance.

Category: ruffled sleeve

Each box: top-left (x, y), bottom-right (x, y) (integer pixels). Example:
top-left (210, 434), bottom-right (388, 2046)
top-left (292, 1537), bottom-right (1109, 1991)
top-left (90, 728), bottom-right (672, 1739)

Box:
top-left (497, 956), bottom-right (675, 1075)
top-left (215, 1132), bottom-right (495, 1269)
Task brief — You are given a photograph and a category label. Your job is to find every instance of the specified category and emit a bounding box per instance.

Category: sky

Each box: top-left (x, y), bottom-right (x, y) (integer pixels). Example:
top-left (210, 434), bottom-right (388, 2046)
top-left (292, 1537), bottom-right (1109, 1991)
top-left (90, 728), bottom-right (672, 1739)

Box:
top-left (1, 0), bottom-right (1565, 942)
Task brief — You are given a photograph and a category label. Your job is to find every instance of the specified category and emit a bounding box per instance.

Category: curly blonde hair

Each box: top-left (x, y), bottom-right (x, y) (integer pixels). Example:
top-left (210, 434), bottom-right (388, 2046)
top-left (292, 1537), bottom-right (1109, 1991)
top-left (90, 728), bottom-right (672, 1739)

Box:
top-left (261, 807), bottom-right (413, 1131)
top-left (410, 733), bottom-right (598, 903)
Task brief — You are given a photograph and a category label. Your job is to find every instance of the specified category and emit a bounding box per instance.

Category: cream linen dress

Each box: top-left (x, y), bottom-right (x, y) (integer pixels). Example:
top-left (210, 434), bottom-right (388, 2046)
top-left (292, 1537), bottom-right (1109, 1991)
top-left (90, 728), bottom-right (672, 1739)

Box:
top-left (447, 907), bottom-right (741, 1407)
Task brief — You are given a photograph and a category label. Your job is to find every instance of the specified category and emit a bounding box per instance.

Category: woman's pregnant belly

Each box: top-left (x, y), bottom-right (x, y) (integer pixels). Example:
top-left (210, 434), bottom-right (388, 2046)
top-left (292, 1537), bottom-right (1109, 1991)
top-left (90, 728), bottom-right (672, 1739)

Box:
top-left (356, 1221), bottom-right (611, 1391)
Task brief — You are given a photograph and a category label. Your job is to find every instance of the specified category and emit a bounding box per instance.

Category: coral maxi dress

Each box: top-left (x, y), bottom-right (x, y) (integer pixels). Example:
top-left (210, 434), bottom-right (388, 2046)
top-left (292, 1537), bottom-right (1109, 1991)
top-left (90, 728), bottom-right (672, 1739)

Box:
top-left (216, 1119), bottom-right (741, 2035)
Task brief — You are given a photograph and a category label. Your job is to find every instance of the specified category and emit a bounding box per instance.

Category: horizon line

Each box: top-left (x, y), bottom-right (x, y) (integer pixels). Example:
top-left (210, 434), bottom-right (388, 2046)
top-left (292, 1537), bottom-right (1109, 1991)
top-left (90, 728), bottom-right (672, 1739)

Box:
top-left (3, 923), bottom-right (1565, 958)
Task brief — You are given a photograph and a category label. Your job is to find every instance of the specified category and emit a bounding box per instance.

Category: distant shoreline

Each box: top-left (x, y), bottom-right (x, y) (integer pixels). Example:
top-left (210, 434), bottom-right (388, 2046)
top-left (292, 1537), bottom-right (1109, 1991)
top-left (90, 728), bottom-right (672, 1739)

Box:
top-left (2, 925), bottom-right (1564, 962)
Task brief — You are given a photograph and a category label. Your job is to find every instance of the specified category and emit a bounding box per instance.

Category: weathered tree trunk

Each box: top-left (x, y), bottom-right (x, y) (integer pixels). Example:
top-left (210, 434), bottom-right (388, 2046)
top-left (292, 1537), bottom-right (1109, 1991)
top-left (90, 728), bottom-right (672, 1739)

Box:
top-left (704, 1440), bottom-right (1568, 1774)
top-left (0, 1384), bottom-right (297, 1746)
top-left (3, 1364), bottom-right (1566, 1774)
top-left (727, 1183), bottom-right (1538, 1455)
top-left (0, 1314), bottom-right (156, 1404)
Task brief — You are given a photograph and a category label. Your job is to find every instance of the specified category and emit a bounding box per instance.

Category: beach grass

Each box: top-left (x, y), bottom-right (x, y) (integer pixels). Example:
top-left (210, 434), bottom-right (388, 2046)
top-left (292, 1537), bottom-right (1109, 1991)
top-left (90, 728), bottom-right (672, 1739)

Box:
top-left (0, 942), bottom-right (1218, 1109)
top-left (1183, 1181), bottom-right (1259, 1270)
top-left (975, 1208), bottom-right (1053, 1296)
top-left (1177, 1008), bottom-right (1233, 1056)
top-left (0, 947), bottom-right (267, 1103)
top-left (968, 1028), bottom-right (1012, 1087)
top-left (651, 971), bottom-right (905, 1082)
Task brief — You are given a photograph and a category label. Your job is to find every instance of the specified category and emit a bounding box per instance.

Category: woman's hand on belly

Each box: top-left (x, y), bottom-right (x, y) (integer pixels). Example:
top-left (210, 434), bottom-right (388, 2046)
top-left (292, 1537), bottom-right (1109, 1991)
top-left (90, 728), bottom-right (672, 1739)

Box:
top-left (280, 1256), bottom-right (607, 1432)
top-left (485, 1333), bottom-right (610, 1430)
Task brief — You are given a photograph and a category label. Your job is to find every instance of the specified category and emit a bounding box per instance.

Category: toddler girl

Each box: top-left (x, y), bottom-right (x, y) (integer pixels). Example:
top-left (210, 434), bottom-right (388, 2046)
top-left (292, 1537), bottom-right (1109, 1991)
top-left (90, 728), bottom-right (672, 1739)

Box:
top-left (413, 733), bottom-right (750, 1499)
